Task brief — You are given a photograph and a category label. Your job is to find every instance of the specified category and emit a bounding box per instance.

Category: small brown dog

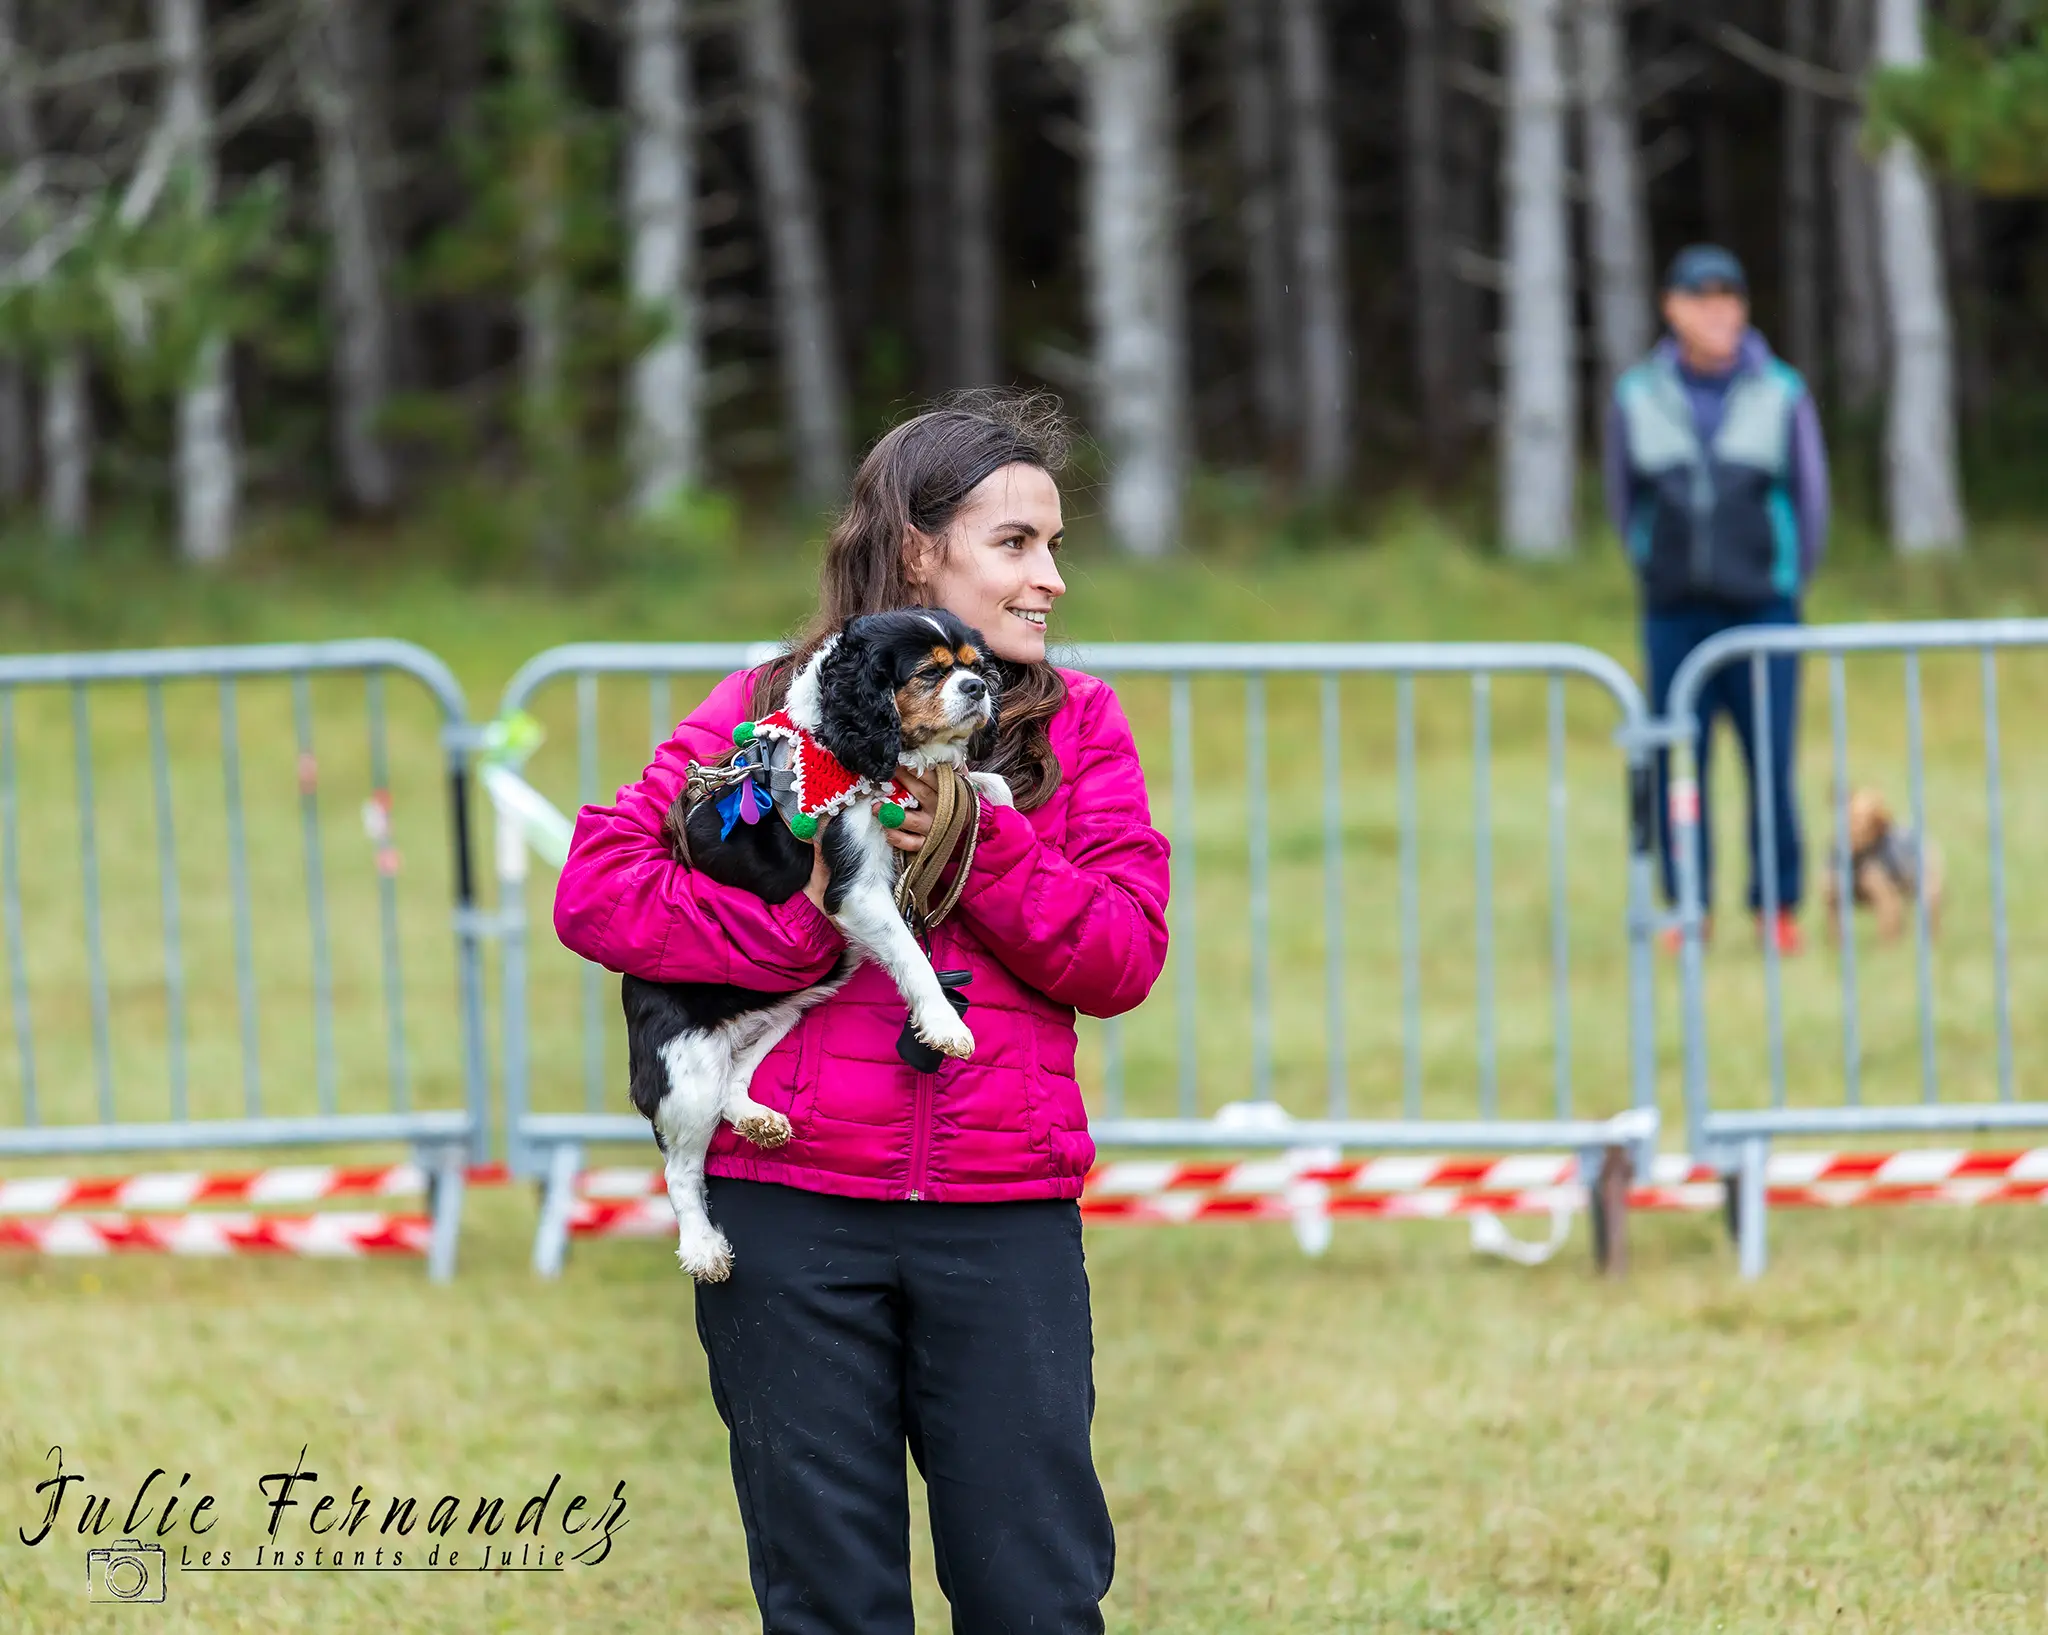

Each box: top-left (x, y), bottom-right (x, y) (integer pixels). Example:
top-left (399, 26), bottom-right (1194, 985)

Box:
top-left (1823, 788), bottom-right (1945, 940)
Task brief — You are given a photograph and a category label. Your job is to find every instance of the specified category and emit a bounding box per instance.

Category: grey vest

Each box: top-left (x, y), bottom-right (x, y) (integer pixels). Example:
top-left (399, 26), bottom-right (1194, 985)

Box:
top-left (1616, 351), bottom-right (1804, 609)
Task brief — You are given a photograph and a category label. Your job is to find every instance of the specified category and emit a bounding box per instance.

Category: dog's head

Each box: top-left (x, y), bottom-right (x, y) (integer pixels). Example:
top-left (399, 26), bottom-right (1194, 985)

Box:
top-left (1846, 787), bottom-right (1892, 854)
top-left (786, 610), bottom-right (999, 782)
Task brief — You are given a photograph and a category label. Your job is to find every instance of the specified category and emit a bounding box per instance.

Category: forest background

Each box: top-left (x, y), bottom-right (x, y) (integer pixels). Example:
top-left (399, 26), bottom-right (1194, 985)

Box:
top-left (0, 0), bottom-right (2040, 587)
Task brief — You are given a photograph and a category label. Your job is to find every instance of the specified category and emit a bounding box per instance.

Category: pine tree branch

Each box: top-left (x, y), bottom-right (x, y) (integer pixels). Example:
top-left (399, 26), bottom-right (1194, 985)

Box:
top-left (1630, 47), bottom-right (1708, 111)
top-left (1669, 12), bottom-right (1862, 103)
top-left (27, 41), bottom-right (161, 93)
top-left (1446, 60), bottom-right (1505, 109)
top-left (0, 204), bottom-right (93, 291)
top-left (216, 46), bottom-right (294, 139)
top-left (118, 119), bottom-right (179, 228)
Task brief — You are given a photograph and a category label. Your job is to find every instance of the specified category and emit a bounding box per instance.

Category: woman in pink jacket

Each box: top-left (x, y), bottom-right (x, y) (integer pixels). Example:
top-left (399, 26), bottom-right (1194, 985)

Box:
top-left (554, 392), bottom-right (1170, 1633)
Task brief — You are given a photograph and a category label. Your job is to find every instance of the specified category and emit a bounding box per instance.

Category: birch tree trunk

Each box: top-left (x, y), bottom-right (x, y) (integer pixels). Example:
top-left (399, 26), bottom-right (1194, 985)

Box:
top-left (951, 0), bottom-right (998, 386)
top-left (1574, 0), bottom-right (1651, 398)
top-left (42, 352), bottom-right (87, 539)
top-left (1277, 0), bottom-right (1350, 490)
top-left (1074, 0), bottom-right (1186, 557)
top-left (624, 0), bottom-right (702, 514)
top-left (1225, 0), bottom-right (1293, 454)
top-left (303, 0), bottom-right (398, 513)
top-left (902, 0), bottom-right (948, 393)
top-left (1782, 0), bottom-right (1822, 380)
top-left (1400, 0), bottom-right (1456, 477)
top-left (1500, 0), bottom-right (1575, 557)
top-left (158, 0), bottom-right (237, 564)
top-left (1873, 0), bottom-right (1964, 551)
top-left (743, 0), bottom-right (847, 503)
top-left (1832, 0), bottom-right (1884, 411)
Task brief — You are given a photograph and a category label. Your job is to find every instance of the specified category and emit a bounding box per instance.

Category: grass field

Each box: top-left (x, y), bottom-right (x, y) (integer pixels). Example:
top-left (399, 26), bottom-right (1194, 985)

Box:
top-left (5, 512), bottom-right (2048, 1629)
top-left (6, 1204), bottom-right (2048, 1631)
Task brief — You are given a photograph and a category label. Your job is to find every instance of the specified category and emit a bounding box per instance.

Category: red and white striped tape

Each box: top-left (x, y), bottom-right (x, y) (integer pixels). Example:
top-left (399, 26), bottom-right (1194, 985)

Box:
top-left (0, 1212), bottom-right (432, 1257)
top-left (564, 1151), bottom-right (2048, 1243)
top-left (565, 1175), bottom-right (2048, 1243)
top-left (1090, 1148), bottom-right (2048, 1195)
top-left (0, 1162), bottom-right (510, 1216)
top-left (0, 1163), bottom-right (506, 1260)
top-left (9, 1148), bottom-right (2037, 1219)
top-left (8, 1150), bottom-right (2048, 1258)
top-left (578, 1148), bottom-right (2048, 1204)
top-left (571, 1157), bottom-right (1608, 1200)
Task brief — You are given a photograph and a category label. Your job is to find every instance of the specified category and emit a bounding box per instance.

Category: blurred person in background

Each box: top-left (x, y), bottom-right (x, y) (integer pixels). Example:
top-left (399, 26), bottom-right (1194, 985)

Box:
top-left (1606, 245), bottom-right (1830, 955)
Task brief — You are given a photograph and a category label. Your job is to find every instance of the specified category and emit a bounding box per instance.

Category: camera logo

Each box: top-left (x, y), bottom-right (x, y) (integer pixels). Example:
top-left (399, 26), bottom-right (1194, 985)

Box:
top-left (86, 1539), bottom-right (167, 1603)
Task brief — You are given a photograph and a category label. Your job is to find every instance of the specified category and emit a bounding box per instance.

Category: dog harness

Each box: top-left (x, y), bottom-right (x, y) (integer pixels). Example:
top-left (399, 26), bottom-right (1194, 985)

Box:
top-left (1848, 826), bottom-right (1924, 896)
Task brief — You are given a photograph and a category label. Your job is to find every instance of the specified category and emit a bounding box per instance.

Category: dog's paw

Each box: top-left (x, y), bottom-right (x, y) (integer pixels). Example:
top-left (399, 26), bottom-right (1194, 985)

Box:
top-left (732, 1108), bottom-right (793, 1150)
top-left (916, 1012), bottom-right (975, 1060)
top-left (677, 1229), bottom-right (735, 1282)
top-left (966, 770), bottom-right (1015, 809)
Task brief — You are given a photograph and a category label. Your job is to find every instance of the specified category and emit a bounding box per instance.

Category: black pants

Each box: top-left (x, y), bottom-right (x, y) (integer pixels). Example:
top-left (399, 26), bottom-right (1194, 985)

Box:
top-left (694, 1178), bottom-right (1114, 1634)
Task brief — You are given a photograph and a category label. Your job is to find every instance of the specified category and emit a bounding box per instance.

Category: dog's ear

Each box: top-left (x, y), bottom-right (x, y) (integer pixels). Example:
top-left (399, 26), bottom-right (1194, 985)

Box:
top-left (815, 622), bottom-right (902, 781)
top-left (968, 659), bottom-right (1002, 762)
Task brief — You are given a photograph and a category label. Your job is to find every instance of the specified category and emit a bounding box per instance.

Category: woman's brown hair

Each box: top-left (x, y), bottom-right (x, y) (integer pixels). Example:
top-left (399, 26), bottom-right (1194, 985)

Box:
top-left (749, 390), bottom-right (1072, 810)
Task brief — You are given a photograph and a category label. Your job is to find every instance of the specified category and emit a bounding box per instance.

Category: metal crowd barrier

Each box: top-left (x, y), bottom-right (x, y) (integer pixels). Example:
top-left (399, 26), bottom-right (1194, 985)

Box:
top-left (0, 642), bottom-right (490, 1280)
top-left (486, 640), bottom-right (1661, 1276)
top-left (1664, 620), bottom-right (2048, 1276)
top-left (491, 642), bottom-right (777, 1213)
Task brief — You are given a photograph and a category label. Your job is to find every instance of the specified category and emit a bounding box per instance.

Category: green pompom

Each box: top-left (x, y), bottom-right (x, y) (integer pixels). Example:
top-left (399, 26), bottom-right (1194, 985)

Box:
top-left (732, 721), bottom-right (757, 746)
top-left (788, 811), bottom-right (819, 841)
top-left (877, 802), bottom-right (907, 830)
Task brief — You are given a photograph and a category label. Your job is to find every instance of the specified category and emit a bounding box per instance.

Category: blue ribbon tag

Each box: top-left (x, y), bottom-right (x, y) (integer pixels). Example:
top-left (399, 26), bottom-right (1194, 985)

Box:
top-left (715, 753), bottom-right (772, 839)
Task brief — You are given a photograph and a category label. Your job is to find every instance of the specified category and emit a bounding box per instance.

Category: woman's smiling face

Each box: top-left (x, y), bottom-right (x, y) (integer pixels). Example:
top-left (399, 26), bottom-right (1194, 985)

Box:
top-left (909, 462), bottom-right (1067, 664)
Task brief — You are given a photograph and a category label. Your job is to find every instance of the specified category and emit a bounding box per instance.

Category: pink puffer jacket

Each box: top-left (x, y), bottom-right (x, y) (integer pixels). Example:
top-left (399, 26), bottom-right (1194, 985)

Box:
top-left (552, 666), bottom-right (1171, 1202)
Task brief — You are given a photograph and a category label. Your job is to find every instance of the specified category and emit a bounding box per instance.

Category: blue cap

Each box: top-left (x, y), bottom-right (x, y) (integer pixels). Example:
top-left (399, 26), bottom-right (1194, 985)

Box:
top-left (1663, 244), bottom-right (1748, 296)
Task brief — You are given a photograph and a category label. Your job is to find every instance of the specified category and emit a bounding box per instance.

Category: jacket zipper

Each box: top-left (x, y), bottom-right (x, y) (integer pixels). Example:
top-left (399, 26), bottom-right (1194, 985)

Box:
top-left (906, 1067), bottom-right (935, 1201)
top-left (906, 925), bottom-right (942, 1201)
top-left (1688, 456), bottom-right (1716, 591)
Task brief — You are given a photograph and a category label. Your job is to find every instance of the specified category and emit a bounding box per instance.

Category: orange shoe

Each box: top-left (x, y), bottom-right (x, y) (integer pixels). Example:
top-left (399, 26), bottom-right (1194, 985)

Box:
top-left (1759, 909), bottom-right (1802, 956)
top-left (1659, 914), bottom-right (1713, 955)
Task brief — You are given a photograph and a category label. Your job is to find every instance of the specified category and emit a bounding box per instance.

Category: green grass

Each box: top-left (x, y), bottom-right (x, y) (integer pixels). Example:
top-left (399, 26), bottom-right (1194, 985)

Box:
top-left (6, 1205), bottom-right (2048, 1631)
top-left (6, 509), bottom-right (2048, 1629)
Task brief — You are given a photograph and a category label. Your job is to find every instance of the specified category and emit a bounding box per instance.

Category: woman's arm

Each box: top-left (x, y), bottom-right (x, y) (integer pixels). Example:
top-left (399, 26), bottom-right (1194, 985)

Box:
top-left (552, 669), bottom-right (846, 989)
top-left (952, 680), bottom-right (1170, 1018)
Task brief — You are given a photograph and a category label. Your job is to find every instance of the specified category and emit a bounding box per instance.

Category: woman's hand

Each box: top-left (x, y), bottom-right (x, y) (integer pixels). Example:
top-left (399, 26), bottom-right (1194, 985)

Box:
top-left (882, 767), bottom-right (940, 855)
top-left (801, 812), bottom-right (835, 910)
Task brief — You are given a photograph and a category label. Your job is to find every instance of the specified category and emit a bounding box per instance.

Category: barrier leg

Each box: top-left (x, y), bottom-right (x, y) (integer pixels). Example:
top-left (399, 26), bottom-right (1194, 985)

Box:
top-left (425, 1145), bottom-right (466, 1284)
top-left (1736, 1136), bottom-right (1769, 1279)
top-left (1590, 1143), bottom-right (1631, 1276)
top-left (532, 1141), bottom-right (583, 1279)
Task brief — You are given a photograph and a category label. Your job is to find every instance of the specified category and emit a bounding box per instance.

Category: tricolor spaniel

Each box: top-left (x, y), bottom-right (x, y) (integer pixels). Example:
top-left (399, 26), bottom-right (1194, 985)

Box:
top-left (622, 609), bottom-right (1013, 1279)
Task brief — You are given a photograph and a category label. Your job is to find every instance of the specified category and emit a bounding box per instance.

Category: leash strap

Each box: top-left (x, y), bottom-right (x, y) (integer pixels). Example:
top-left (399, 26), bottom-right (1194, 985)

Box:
top-left (894, 768), bottom-right (980, 932)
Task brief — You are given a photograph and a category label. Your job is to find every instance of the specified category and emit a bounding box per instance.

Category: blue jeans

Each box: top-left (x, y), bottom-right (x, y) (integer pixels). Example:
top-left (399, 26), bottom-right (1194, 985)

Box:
top-left (1645, 598), bottom-right (1804, 912)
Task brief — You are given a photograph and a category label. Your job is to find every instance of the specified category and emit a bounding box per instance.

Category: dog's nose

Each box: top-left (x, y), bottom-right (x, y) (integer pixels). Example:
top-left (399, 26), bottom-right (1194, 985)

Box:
top-left (957, 674), bottom-right (987, 701)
